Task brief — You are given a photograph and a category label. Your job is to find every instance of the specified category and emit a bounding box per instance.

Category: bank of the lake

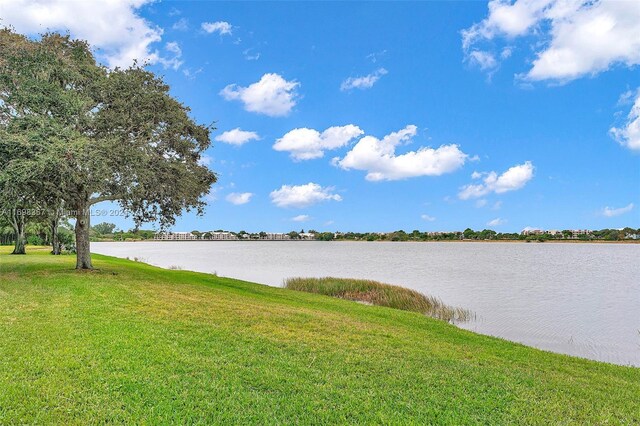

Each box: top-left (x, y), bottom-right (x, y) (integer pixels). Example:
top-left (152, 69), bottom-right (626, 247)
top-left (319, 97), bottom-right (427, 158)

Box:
top-left (0, 247), bottom-right (639, 424)
top-left (94, 240), bottom-right (640, 366)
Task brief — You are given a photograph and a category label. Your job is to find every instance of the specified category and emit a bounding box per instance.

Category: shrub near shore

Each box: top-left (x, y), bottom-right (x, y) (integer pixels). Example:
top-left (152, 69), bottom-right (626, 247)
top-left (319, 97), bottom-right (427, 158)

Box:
top-left (285, 277), bottom-right (473, 322)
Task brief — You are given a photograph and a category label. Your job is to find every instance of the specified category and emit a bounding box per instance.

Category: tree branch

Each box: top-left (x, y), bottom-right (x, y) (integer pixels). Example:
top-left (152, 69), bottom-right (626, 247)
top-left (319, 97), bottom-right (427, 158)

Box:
top-left (88, 195), bottom-right (117, 206)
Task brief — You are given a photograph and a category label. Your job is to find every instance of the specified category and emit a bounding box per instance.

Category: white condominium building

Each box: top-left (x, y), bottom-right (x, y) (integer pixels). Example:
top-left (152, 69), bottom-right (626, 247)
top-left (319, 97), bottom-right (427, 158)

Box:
top-left (154, 232), bottom-right (199, 240)
top-left (204, 232), bottom-right (239, 240)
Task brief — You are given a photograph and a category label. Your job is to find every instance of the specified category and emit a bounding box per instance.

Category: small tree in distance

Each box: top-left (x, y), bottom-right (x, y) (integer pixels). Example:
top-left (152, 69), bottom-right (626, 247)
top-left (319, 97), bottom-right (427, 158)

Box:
top-left (92, 223), bottom-right (117, 236)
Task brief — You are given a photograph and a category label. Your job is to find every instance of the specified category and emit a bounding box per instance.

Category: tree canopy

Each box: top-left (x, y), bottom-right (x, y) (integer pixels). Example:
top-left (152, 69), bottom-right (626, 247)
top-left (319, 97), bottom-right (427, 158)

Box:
top-left (0, 29), bottom-right (216, 268)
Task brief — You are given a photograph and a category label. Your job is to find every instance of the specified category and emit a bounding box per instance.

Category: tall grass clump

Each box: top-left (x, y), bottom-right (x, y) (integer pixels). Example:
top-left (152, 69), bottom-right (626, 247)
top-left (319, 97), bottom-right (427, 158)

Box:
top-left (284, 277), bottom-right (473, 322)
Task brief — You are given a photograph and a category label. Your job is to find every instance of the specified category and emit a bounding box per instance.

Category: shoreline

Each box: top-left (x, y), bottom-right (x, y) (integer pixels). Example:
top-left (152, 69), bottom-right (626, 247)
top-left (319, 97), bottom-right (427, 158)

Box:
top-left (91, 240), bottom-right (640, 367)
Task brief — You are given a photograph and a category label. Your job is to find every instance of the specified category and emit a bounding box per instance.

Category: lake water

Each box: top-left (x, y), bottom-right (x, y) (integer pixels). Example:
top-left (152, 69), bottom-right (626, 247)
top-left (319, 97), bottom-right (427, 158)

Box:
top-left (93, 241), bottom-right (640, 367)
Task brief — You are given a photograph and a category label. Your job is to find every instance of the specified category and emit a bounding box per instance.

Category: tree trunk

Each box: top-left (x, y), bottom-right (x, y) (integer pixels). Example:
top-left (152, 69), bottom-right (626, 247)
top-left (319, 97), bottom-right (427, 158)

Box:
top-left (50, 218), bottom-right (61, 255)
top-left (10, 209), bottom-right (26, 255)
top-left (75, 201), bottom-right (93, 269)
top-left (50, 201), bottom-right (63, 255)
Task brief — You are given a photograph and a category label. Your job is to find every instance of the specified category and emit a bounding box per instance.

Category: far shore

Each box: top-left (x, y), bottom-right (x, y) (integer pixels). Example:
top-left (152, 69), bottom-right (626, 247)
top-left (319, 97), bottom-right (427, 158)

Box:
top-left (93, 239), bottom-right (640, 244)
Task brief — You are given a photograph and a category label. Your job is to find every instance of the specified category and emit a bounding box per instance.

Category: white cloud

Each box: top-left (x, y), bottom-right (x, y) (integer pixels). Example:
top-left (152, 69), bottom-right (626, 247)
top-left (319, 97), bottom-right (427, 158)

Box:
top-left (182, 67), bottom-right (203, 80)
top-left (501, 46), bottom-right (513, 59)
top-left (617, 88), bottom-right (637, 105)
top-left (220, 73), bottom-right (299, 117)
top-left (205, 184), bottom-right (219, 203)
top-left (243, 48), bottom-right (260, 61)
top-left (610, 88), bottom-right (640, 151)
top-left (487, 218), bottom-right (506, 227)
top-left (158, 41), bottom-right (183, 70)
top-left (475, 199), bottom-right (488, 208)
top-left (215, 128), bottom-right (260, 146)
top-left (291, 214), bottom-right (311, 222)
top-left (273, 125), bottom-right (364, 161)
top-left (0, 0), bottom-right (165, 69)
top-left (172, 18), bottom-right (188, 31)
top-left (333, 125), bottom-right (468, 181)
top-left (270, 183), bottom-right (342, 208)
top-left (226, 192), bottom-right (253, 205)
top-left (421, 214), bottom-right (436, 222)
top-left (462, 0), bottom-right (548, 48)
top-left (201, 21), bottom-right (232, 35)
top-left (459, 161), bottom-right (534, 199)
top-left (198, 155), bottom-right (212, 167)
top-left (165, 41), bottom-right (181, 55)
top-left (341, 68), bottom-right (388, 91)
top-left (468, 50), bottom-right (497, 71)
top-left (463, 0), bottom-right (640, 82)
top-left (366, 50), bottom-right (387, 63)
top-left (602, 203), bottom-right (634, 217)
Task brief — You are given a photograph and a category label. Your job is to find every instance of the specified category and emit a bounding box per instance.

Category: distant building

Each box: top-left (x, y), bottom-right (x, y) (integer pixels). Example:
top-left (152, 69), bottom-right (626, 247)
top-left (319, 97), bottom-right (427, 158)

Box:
top-left (265, 233), bottom-right (291, 240)
top-left (427, 231), bottom-right (460, 237)
top-left (154, 232), bottom-right (198, 241)
top-left (204, 231), bottom-right (238, 241)
top-left (299, 232), bottom-right (316, 240)
top-left (520, 229), bottom-right (592, 239)
top-left (571, 229), bottom-right (592, 239)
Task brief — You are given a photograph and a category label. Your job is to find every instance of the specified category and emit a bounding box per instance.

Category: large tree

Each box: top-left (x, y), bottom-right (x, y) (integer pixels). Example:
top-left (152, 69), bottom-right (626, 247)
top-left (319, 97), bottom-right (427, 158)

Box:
top-left (0, 29), bottom-right (216, 268)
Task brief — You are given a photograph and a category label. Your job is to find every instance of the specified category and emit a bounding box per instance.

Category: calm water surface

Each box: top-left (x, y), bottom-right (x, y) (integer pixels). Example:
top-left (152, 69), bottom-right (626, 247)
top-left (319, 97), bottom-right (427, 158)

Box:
top-left (93, 241), bottom-right (640, 367)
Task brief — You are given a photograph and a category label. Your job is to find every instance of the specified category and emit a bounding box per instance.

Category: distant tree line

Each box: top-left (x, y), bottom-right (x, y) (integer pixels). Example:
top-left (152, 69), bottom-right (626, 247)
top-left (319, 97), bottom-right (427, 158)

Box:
top-left (119, 227), bottom-right (640, 243)
top-left (326, 228), bottom-right (640, 242)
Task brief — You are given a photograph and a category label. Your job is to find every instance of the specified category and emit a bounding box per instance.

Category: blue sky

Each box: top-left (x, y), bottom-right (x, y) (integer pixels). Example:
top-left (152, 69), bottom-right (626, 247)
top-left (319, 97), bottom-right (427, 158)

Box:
top-left (2, 0), bottom-right (639, 232)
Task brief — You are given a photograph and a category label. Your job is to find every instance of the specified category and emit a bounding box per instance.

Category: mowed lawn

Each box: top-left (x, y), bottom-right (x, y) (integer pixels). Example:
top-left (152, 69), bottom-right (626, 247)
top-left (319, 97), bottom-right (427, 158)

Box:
top-left (0, 247), bottom-right (638, 424)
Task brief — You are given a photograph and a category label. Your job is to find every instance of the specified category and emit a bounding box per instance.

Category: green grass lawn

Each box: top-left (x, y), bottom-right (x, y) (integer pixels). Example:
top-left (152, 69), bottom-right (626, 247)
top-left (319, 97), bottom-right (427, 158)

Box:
top-left (1, 247), bottom-right (639, 424)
